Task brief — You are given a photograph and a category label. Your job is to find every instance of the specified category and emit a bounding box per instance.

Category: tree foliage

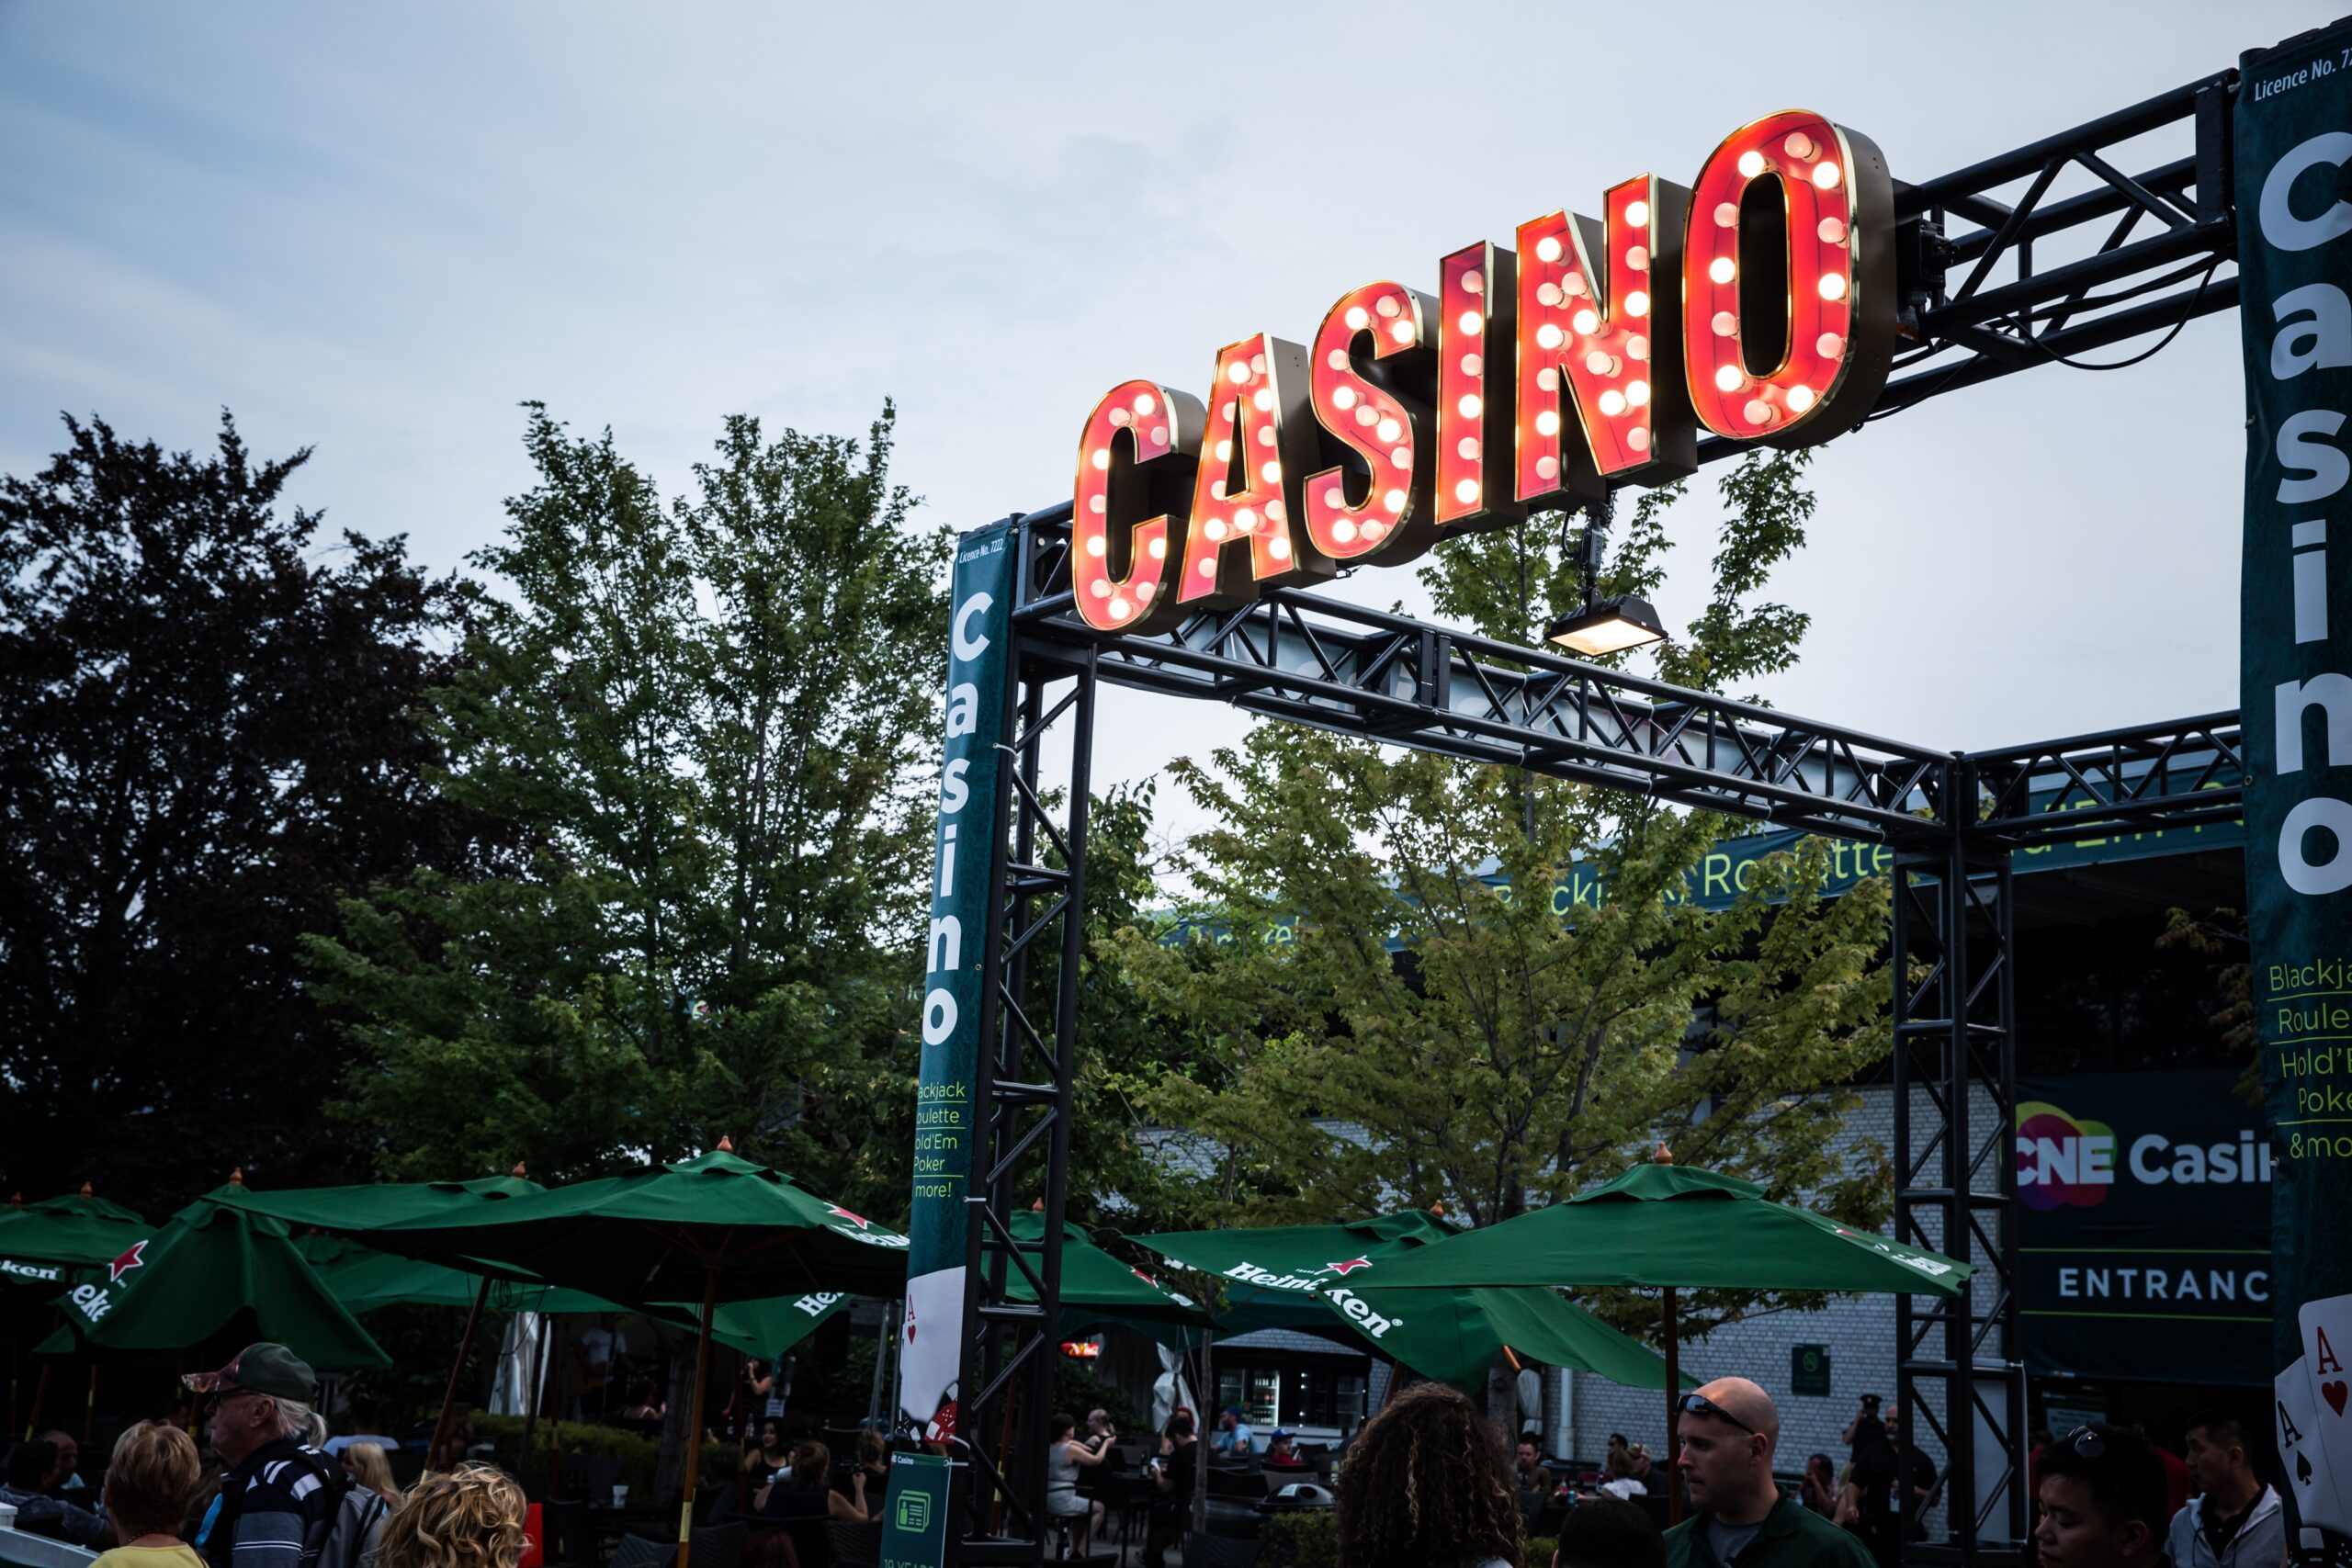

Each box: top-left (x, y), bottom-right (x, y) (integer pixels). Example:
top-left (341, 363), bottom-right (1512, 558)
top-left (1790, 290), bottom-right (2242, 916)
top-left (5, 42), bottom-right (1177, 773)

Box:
top-left (0, 413), bottom-right (491, 1213)
top-left (1112, 453), bottom-right (1894, 1334)
top-left (310, 403), bottom-right (951, 1189)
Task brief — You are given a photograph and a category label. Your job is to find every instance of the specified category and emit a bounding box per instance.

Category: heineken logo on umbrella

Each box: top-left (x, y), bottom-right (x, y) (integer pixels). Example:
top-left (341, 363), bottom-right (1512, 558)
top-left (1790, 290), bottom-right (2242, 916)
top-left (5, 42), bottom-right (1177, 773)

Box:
top-left (1326, 1256), bottom-right (1374, 1276)
top-left (829, 1205), bottom-right (873, 1229)
top-left (0, 1258), bottom-right (62, 1282)
top-left (108, 1239), bottom-right (148, 1283)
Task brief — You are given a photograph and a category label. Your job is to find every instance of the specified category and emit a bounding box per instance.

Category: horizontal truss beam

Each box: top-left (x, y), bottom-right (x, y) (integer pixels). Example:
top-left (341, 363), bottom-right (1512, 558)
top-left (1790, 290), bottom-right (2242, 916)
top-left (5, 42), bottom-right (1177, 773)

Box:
top-left (1012, 514), bottom-right (2241, 849)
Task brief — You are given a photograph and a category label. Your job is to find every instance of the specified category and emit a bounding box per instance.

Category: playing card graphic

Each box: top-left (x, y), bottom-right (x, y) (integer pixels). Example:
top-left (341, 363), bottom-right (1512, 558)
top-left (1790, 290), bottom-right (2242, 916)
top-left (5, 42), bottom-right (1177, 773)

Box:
top-left (2281, 1354), bottom-right (2347, 1534)
top-left (2298, 1292), bottom-right (2352, 1534)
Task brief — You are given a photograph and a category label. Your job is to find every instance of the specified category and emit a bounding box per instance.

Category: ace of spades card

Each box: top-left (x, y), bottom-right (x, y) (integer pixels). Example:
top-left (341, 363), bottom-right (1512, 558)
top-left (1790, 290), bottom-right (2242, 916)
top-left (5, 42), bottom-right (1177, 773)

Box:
top-left (2282, 1352), bottom-right (2348, 1535)
top-left (2299, 1293), bottom-right (2352, 1536)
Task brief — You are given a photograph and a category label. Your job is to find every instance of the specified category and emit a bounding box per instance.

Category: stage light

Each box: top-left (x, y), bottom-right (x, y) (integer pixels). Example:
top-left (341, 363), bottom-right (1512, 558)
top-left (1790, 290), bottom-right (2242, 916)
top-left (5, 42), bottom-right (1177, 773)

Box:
top-left (1547, 594), bottom-right (1668, 656)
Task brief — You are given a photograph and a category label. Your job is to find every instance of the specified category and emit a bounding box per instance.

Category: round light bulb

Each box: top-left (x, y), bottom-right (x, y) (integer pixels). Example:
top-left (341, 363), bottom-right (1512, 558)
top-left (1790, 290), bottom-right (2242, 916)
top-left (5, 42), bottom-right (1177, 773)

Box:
top-left (1816, 332), bottom-right (1844, 358)
top-left (1333, 386), bottom-right (1357, 411)
top-left (1089, 579), bottom-right (1109, 599)
top-left (1252, 388), bottom-right (1273, 412)
top-left (1625, 198), bottom-right (1650, 228)
top-left (1091, 448), bottom-right (1110, 470)
top-left (1390, 320), bottom-right (1414, 344)
top-left (1784, 131), bottom-right (1817, 160)
top-left (1460, 353), bottom-right (1483, 377)
top-left (1458, 436), bottom-right (1480, 459)
top-left (1463, 269), bottom-right (1484, 294)
top-left (1744, 399), bottom-right (1774, 425)
top-left (1227, 361), bottom-right (1251, 385)
top-left (1818, 273), bottom-right (1848, 300)
top-left (1709, 256), bottom-right (1736, 286)
top-left (1817, 216), bottom-right (1849, 244)
top-left (1355, 405), bottom-right (1377, 427)
top-left (1215, 439), bottom-right (1232, 462)
top-left (1787, 384), bottom-right (1817, 414)
top-left (1585, 350), bottom-right (1615, 376)
top-left (1628, 426), bottom-right (1650, 452)
top-left (1261, 461), bottom-right (1281, 484)
top-left (1269, 536), bottom-right (1290, 560)
top-left (1109, 597), bottom-right (1131, 620)
top-left (1737, 149), bottom-right (1767, 178)
top-left (1458, 393), bottom-right (1483, 418)
top-left (1626, 334), bottom-right (1649, 361)
top-left (1535, 409), bottom-right (1560, 437)
top-left (1714, 201), bottom-right (1739, 228)
top-left (1204, 519), bottom-right (1227, 541)
top-left (1234, 507), bottom-right (1256, 531)
top-left (1148, 536), bottom-right (1167, 559)
top-left (1133, 391), bottom-right (1156, 415)
top-left (1535, 235), bottom-right (1563, 263)
top-left (1383, 489), bottom-right (1407, 513)
top-left (1598, 389), bottom-right (1627, 417)
top-left (1713, 310), bottom-right (1738, 337)
top-left (1571, 309), bottom-right (1599, 335)
top-left (1333, 518), bottom-right (1357, 544)
top-left (1625, 245), bottom-right (1649, 272)
top-left (1458, 310), bottom-right (1482, 336)
top-left (1388, 446), bottom-right (1409, 468)
top-left (1086, 535), bottom-right (1106, 557)
top-left (1375, 294), bottom-right (1400, 319)
top-left (1536, 322), bottom-right (1564, 350)
top-left (1627, 380), bottom-right (1650, 407)
top-left (1812, 161), bottom-right (1842, 190)
top-left (1714, 364), bottom-right (1744, 392)
top-left (1537, 282), bottom-right (1563, 308)
top-left (1198, 558), bottom-right (1216, 578)
top-left (1625, 289), bottom-right (1649, 317)
top-left (1376, 417), bottom-right (1401, 443)
top-left (1455, 478), bottom-right (1480, 505)
top-left (1088, 493), bottom-right (1106, 514)
top-left (1345, 305), bottom-right (1370, 331)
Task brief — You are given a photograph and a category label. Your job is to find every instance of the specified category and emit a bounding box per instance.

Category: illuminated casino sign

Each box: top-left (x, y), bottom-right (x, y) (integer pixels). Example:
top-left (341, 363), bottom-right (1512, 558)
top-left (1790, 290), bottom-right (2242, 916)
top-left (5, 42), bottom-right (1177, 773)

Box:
top-left (1069, 110), bottom-right (1895, 636)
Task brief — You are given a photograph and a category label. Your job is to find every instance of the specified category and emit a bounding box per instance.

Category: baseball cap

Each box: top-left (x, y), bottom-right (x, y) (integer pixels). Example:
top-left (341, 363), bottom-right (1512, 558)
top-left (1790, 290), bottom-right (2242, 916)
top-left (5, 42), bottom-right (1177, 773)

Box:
top-left (183, 1343), bottom-right (316, 1402)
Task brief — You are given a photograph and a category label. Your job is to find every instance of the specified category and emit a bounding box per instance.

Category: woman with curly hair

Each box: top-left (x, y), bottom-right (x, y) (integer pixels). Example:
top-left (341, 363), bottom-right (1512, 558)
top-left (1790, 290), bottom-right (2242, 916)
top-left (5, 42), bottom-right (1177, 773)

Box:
top-left (375, 1465), bottom-right (526, 1568)
top-left (1334, 1383), bottom-right (1522, 1568)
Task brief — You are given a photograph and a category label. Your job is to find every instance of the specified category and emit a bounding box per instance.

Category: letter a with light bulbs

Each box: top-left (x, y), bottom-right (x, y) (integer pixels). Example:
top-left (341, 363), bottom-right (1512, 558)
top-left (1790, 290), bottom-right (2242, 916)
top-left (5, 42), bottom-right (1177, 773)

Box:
top-left (1068, 108), bottom-right (1894, 641)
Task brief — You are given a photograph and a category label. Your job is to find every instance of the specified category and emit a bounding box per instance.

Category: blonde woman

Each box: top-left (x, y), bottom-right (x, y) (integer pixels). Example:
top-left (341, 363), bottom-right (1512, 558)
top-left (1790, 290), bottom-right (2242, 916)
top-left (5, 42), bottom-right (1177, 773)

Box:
top-left (92, 1423), bottom-right (205, 1568)
top-left (340, 1444), bottom-right (401, 1506)
top-left (375, 1466), bottom-right (526, 1568)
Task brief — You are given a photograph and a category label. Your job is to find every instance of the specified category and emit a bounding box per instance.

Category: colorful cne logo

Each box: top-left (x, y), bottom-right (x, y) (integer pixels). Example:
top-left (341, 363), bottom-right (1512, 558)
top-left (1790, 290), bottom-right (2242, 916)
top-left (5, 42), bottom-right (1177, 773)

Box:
top-left (2015, 1101), bottom-right (2118, 1212)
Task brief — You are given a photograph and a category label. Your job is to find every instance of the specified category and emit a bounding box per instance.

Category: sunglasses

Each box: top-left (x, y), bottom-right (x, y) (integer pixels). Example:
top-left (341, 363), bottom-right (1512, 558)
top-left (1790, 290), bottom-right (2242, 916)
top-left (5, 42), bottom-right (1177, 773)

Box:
top-left (1679, 1393), bottom-right (1758, 1437)
top-left (2059, 1426), bottom-right (2105, 1459)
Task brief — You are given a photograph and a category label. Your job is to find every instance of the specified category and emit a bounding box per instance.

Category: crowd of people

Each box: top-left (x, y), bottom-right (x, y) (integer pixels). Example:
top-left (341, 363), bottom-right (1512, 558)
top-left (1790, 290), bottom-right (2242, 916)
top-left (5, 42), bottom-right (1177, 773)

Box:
top-left (0, 1337), bottom-right (2300, 1568)
top-left (0, 1342), bottom-right (526, 1568)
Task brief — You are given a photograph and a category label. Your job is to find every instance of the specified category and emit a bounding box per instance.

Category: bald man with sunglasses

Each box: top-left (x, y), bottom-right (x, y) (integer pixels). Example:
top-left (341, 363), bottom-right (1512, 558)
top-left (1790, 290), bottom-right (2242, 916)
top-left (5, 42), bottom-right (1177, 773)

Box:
top-left (1667, 1380), bottom-right (1873, 1568)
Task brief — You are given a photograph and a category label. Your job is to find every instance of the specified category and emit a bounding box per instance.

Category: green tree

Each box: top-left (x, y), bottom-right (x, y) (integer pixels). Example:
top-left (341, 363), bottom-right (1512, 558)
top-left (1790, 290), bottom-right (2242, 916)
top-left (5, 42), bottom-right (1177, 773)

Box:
top-left (0, 412), bottom-right (492, 1213)
top-left (1114, 453), bottom-right (1894, 1335)
top-left (311, 403), bottom-right (949, 1190)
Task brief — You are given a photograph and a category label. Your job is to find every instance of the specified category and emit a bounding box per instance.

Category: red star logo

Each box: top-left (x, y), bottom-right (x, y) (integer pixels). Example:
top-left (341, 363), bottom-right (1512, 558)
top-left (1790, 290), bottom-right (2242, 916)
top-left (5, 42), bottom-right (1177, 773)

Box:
top-left (827, 1205), bottom-right (872, 1229)
top-left (1131, 1268), bottom-right (1159, 1287)
top-left (1325, 1257), bottom-right (1374, 1275)
top-left (108, 1240), bottom-right (148, 1283)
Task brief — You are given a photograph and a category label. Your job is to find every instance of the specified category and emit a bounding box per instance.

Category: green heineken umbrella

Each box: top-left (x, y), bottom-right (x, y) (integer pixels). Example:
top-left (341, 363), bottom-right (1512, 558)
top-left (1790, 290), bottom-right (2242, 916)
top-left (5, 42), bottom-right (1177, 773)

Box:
top-left (1003, 1211), bottom-right (1212, 1347)
top-left (37, 1179), bottom-right (388, 1371)
top-left (1358, 1156), bottom-right (1973, 1509)
top-left (0, 1185), bottom-right (147, 1284)
top-left (297, 1232), bottom-right (852, 1359)
top-left (296, 1233), bottom-right (621, 1316)
top-left (1306, 1280), bottom-right (1681, 1396)
top-left (364, 1141), bottom-right (909, 1568)
top-left (1134, 1212), bottom-right (1674, 1393)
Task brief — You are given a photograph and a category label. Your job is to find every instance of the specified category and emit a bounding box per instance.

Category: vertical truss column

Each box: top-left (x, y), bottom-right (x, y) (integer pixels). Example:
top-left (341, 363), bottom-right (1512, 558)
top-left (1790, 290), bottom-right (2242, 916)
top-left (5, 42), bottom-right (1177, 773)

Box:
top-left (956, 522), bottom-right (1094, 1567)
top-left (1892, 795), bottom-right (2026, 1568)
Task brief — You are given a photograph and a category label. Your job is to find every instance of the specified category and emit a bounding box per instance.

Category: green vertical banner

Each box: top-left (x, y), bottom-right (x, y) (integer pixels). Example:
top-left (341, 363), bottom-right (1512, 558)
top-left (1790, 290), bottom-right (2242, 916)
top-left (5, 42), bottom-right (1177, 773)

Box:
top-left (899, 523), bottom-right (1016, 1441)
top-left (879, 1452), bottom-right (954, 1568)
top-left (2239, 20), bottom-right (2352, 1552)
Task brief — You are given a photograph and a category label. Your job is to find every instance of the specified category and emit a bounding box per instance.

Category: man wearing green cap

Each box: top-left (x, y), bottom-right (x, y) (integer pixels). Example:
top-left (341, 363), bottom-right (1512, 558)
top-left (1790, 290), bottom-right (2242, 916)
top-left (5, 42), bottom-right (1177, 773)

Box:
top-left (187, 1344), bottom-right (345, 1568)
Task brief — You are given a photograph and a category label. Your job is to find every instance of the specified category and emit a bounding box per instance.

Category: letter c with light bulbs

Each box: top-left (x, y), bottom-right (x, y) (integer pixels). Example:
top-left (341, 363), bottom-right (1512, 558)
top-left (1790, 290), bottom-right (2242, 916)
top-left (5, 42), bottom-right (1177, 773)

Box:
top-left (1068, 109), bottom-right (1895, 648)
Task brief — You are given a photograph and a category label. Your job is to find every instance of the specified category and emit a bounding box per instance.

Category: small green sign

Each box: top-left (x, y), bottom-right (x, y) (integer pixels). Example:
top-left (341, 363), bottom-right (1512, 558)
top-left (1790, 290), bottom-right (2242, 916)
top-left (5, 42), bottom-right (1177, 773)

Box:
top-left (1791, 1344), bottom-right (1831, 1397)
top-left (881, 1452), bottom-right (951, 1568)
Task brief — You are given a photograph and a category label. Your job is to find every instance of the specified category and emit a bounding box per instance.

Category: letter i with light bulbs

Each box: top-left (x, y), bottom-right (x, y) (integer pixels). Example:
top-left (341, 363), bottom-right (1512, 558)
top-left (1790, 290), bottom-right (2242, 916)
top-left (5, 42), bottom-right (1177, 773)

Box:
top-left (1068, 107), bottom-right (1897, 647)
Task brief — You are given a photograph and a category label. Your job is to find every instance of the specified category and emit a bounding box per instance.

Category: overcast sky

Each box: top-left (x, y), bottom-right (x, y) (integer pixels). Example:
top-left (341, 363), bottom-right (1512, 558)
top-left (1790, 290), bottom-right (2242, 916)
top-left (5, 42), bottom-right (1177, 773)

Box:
top-left (0, 3), bottom-right (2316, 849)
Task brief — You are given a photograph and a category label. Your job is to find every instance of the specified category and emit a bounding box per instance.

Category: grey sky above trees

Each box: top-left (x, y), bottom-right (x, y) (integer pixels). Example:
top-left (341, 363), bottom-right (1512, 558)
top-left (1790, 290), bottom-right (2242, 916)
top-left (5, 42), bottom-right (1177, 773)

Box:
top-left (0, 2), bottom-right (2306, 843)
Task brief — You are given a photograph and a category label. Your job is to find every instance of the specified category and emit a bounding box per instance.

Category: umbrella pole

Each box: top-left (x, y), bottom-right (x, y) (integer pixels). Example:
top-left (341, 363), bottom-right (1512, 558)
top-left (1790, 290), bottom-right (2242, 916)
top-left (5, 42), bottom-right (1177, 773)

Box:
top-left (23, 1360), bottom-right (49, 1440)
top-left (1663, 1286), bottom-right (1682, 1527)
top-left (430, 1275), bottom-right (494, 1473)
top-left (83, 1364), bottom-right (96, 1443)
top-left (678, 1262), bottom-right (718, 1568)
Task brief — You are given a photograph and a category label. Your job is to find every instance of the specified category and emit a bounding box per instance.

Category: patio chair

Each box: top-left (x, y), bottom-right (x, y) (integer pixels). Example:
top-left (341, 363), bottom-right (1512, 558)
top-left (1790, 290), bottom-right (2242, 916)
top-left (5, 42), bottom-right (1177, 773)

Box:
top-left (607, 1536), bottom-right (673, 1568)
top-left (688, 1521), bottom-right (746, 1568)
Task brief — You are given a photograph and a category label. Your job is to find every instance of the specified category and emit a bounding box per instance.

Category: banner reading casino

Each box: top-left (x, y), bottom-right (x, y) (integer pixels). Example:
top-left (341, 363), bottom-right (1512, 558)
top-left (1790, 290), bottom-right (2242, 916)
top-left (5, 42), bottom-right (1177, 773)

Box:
top-left (2239, 17), bottom-right (2352, 1548)
top-left (899, 524), bottom-right (1014, 1439)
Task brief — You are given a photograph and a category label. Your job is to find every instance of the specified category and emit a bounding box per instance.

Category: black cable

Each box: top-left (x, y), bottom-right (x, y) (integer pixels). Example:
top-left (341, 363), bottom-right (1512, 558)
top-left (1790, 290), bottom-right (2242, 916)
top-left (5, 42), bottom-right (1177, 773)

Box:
top-left (2024, 258), bottom-right (2222, 370)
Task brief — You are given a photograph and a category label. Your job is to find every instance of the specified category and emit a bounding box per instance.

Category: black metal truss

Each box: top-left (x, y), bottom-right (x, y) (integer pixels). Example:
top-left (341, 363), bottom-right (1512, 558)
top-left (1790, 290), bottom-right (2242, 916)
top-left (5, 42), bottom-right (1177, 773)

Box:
top-left (1894, 836), bottom-right (2029, 1565)
top-left (949, 47), bottom-right (2267, 1568)
top-left (953, 608), bottom-right (1095, 1564)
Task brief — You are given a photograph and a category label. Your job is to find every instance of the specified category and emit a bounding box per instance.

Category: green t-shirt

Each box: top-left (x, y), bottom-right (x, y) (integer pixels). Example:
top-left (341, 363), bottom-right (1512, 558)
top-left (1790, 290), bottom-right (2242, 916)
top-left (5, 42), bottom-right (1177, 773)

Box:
top-left (1666, 1496), bottom-right (1876, 1568)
